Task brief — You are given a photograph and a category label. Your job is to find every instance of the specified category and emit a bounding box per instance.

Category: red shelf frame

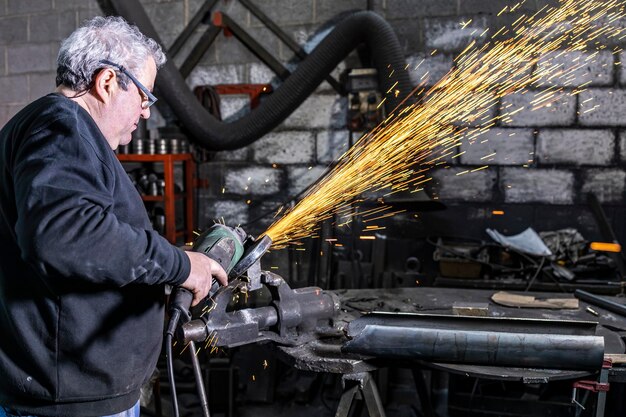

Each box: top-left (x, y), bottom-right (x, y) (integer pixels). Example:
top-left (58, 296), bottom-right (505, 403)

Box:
top-left (117, 153), bottom-right (195, 244)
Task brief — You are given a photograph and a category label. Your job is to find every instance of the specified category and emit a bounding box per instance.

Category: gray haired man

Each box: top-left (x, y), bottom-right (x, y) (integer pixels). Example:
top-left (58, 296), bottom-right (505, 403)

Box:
top-left (0, 16), bottom-right (226, 417)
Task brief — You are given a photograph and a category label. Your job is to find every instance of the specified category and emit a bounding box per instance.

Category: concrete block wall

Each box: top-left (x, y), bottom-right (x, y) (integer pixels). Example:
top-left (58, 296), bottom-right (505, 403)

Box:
top-left (1, 0), bottom-right (626, 242)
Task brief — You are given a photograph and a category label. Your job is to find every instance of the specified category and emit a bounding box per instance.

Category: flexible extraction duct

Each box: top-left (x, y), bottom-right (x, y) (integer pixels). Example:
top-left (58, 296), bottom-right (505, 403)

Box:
top-left (101, 0), bottom-right (415, 150)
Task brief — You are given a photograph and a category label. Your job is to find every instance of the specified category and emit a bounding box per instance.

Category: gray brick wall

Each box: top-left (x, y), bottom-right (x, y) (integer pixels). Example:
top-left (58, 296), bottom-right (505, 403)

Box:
top-left (287, 165), bottom-right (328, 195)
top-left (535, 50), bottom-right (614, 87)
top-left (460, 128), bottom-right (534, 166)
top-left (407, 53), bottom-right (454, 86)
top-left (579, 89), bottom-right (626, 127)
top-left (537, 129), bottom-right (615, 166)
top-left (501, 93), bottom-right (576, 127)
top-left (252, 131), bottom-right (315, 164)
top-left (501, 168), bottom-right (574, 204)
top-left (316, 130), bottom-right (350, 164)
top-left (224, 166), bottom-right (283, 195)
top-left (424, 15), bottom-right (490, 51)
top-left (431, 167), bottom-right (496, 201)
top-left (582, 169), bottom-right (626, 203)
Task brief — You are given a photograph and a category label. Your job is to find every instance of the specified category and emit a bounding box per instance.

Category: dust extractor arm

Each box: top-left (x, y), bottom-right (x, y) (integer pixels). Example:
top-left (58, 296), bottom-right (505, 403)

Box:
top-left (100, 0), bottom-right (415, 150)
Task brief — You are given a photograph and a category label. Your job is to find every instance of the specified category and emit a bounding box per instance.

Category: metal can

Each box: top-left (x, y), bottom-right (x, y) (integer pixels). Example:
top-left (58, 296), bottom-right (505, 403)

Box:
top-left (169, 138), bottom-right (180, 154)
top-left (157, 138), bottom-right (169, 155)
top-left (146, 139), bottom-right (157, 155)
top-left (133, 139), bottom-right (144, 154)
top-left (180, 140), bottom-right (190, 154)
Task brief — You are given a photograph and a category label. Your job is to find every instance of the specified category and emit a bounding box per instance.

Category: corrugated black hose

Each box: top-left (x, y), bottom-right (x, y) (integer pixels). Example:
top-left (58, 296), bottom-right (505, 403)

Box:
top-left (101, 0), bottom-right (415, 150)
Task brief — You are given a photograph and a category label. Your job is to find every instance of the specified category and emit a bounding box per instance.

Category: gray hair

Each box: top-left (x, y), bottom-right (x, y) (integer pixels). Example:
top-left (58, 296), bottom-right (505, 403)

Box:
top-left (56, 16), bottom-right (166, 92)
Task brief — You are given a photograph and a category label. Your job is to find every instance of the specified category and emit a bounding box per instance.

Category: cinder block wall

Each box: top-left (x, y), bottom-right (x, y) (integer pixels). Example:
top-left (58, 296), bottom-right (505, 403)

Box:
top-left (1, 0), bottom-right (625, 245)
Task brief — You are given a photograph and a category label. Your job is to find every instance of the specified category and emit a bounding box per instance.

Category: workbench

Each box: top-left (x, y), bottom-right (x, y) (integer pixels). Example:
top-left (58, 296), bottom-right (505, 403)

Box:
top-left (274, 287), bottom-right (626, 417)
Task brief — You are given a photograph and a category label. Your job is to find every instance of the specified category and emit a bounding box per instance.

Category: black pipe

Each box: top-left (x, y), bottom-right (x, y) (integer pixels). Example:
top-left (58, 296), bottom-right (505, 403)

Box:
top-left (102, 0), bottom-right (414, 150)
top-left (575, 289), bottom-right (626, 318)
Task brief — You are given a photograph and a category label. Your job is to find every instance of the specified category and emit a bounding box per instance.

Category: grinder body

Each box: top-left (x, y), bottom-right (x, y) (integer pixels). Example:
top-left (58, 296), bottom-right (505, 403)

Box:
top-left (168, 224), bottom-right (246, 327)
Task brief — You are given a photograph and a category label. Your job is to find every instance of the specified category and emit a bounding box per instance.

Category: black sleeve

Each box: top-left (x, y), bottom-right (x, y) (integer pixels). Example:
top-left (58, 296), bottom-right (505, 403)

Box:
top-left (11, 116), bottom-right (190, 288)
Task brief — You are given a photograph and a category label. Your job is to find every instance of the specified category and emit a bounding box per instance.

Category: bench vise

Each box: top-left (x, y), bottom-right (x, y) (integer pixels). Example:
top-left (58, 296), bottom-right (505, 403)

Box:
top-left (180, 237), bottom-right (340, 349)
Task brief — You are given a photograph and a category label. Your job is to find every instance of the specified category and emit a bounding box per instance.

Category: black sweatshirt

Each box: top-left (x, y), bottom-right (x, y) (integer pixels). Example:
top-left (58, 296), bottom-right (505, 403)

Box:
top-left (0, 93), bottom-right (191, 416)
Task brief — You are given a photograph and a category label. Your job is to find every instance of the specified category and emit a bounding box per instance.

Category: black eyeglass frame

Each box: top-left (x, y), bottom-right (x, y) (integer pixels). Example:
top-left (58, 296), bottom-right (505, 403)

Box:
top-left (99, 59), bottom-right (157, 109)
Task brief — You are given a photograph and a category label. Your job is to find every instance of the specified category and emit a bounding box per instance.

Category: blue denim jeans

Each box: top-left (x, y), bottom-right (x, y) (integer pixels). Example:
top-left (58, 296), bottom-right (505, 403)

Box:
top-left (0, 401), bottom-right (140, 417)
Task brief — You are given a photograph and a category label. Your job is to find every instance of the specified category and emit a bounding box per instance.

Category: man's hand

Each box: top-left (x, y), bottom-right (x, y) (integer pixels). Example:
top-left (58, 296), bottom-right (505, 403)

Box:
top-left (182, 251), bottom-right (228, 306)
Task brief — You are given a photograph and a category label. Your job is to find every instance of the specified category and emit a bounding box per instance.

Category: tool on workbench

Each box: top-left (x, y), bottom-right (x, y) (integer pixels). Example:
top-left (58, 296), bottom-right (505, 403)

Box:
top-left (165, 224), bottom-right (269, 417)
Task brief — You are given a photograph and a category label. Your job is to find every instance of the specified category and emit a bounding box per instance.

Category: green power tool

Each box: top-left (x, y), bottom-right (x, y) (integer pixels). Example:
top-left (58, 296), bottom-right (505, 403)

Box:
top-left (168, 224), bottom-right (247, 327)
top-left (167, 223), bottom-right (273, 328)
top-left (191, 224), bottom-right (247, 292)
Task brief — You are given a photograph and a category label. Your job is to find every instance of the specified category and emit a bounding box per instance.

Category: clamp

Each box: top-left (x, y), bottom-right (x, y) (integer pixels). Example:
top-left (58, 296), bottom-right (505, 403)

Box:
top-left (571, 358), bottom-right (612, 417)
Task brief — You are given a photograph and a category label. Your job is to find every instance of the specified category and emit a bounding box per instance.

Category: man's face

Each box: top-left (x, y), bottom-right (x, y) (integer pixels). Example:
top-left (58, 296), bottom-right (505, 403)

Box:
top-left (103, 57), bottom-right (157, 149)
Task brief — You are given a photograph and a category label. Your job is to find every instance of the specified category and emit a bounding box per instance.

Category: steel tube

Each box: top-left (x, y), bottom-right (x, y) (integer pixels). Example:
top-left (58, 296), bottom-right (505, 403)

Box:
top-left (342, 324), bottom-right (604, 370)
top-left (575, 289), bottom-right (626, 318)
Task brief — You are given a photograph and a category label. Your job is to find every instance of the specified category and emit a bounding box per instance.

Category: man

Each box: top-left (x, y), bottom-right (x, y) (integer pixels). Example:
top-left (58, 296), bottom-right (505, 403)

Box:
top-left (0, 16), bottom-right (226, 417)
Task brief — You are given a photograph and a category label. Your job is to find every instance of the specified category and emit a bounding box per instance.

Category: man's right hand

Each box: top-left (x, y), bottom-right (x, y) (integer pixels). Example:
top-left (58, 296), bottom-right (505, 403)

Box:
top-left (182, 251), bottom-right (228, 306)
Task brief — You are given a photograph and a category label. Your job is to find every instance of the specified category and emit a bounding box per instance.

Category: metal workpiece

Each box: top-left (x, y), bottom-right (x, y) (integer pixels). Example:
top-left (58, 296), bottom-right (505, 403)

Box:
top-left (181, 273), bottom-right (339, 348)
top-left (230, 235), bottom-right (272, 281)
top-left (342, 316), bottom-right (605, 370)
top-left (575, 289), bottom-right (626, 318)
top-left (345, 311), bottom-right (600, 337)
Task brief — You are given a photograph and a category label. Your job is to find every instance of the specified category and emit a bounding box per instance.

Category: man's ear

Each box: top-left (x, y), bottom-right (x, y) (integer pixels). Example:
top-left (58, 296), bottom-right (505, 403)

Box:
top-left (92, 68), bottom-right (118, 104)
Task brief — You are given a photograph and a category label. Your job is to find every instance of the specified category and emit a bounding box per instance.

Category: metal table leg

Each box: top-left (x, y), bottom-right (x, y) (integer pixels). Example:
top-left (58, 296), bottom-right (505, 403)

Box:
top-left (335, 372), bottom-right (386, 417)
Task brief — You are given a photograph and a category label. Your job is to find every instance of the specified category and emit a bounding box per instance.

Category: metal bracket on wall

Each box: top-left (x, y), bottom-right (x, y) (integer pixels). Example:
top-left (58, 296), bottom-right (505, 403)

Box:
top-left (237, 0), bottom-right (344, 94)
top-left (213, 11), bottom-right (291, 80)
top-left (166, 0), bottom-right (345, 93)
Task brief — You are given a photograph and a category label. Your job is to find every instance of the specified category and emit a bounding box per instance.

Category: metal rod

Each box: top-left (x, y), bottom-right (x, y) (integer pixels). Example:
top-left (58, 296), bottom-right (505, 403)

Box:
top-left (214, 12), bottom-right (290, 80)
top-left (179, 25), bottom-right (221, 78)
top-left (575, 289), bottom-right (626, 318)
top-left (169, 0), bottom-right (218, 58)
top-left (238, 0), bottom-right (343, 94)
top-left (188, 341), bottom-right (211, 417)
top-left (347, 312), bottom-right (598, 337)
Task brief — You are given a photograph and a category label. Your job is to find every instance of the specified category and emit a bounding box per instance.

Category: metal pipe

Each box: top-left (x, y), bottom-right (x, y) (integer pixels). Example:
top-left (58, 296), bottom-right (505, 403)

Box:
top-left (238, 0), bottom-right (343, 94)
top-left (169, 0), bottom-right (218, 58)
top-left (212, 12), bottom-right (291, 81)
top-left (188, 340), bottom-right (210, 417)
top-left (575, 289), bottom-right (626, 318)
top-left (342, 324), bottom-right (604, 370)
top-left (179, 25), bottom-right (221, 78)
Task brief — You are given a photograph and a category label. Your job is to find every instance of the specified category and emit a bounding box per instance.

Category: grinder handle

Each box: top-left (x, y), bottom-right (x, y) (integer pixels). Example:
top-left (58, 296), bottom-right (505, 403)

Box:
top-left (169, 225), bottom-right (244, 330)
top-left (169, 287), bottom-right (194, 325)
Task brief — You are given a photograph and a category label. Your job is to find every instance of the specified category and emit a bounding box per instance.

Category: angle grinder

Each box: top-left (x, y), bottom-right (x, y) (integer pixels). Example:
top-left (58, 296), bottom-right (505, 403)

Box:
top-left (165, 224), bottom-right (272, 417)
top-left (167, 224), bottom-right (272, 330)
